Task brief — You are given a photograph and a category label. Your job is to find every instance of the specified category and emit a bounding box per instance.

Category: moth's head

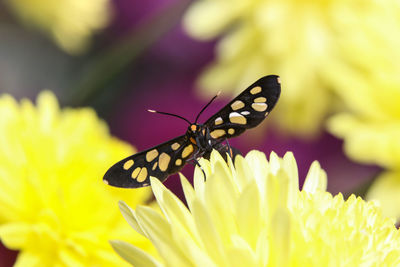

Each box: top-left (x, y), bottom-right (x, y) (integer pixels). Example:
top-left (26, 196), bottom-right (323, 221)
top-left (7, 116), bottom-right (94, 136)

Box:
top-left (187, 124), bottom-right (199, 136)
top-left (186, 124), bottom-right (206, 145)
top-left (189, 124), bottom-right (197, 133)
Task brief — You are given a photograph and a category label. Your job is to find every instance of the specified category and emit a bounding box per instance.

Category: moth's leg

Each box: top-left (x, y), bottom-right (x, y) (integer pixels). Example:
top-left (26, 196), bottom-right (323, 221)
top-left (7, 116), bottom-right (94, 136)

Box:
top-left (187, 156), bottom-right (206, 181)
top-left (193, 157), bottom-right (206, 181)
top-left (191, 146), bottom-right (202, 160)
top-left (187, 150), bottom-right (207, 181)
top-left (217, 141), bottom-right (242, 161)
top-left (224, 138), bottom-right (233, 158)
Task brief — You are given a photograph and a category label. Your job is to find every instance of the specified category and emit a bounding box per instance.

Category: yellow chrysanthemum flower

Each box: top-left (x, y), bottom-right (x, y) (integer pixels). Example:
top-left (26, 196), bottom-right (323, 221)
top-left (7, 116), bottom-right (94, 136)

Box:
top-left (4, 0), bottom-right (111, 54)
top-left (112, 150), bottom-right (400, 266)
top-left (183, 0), bottom-right (400, 136)
top-left (326, 3), bottom-right (400, 221)
top-left (0, 91), bottom-right (153, 266)
top-left (328, 64), bottom-right (400, 222)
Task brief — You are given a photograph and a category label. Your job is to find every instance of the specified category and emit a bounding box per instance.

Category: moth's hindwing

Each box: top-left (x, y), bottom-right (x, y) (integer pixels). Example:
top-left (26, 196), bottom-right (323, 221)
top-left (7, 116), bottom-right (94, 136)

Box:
top-left (103, 135), bottom-right (197, 188)
top-left (205, 75), bottom-right (281, 142)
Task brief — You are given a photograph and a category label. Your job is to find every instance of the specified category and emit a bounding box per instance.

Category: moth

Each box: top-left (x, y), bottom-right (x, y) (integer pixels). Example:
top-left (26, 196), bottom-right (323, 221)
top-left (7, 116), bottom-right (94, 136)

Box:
top-left (103, 75), bottom-right (281, 188)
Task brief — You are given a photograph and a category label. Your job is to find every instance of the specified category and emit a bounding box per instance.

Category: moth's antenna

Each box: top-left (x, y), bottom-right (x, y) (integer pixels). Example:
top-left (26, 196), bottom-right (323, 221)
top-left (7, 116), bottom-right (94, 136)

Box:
top-left (148, 110), bottom-right (191, 125)
top-left (195, 91), bottom-right (221, 124)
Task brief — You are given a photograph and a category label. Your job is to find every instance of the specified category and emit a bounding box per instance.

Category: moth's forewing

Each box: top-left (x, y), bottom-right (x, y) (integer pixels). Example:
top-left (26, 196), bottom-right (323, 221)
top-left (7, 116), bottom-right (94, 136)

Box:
top-left (103, 135), bottom-right (197, 188)
top-left (205, 75), bottom-right (281, 142)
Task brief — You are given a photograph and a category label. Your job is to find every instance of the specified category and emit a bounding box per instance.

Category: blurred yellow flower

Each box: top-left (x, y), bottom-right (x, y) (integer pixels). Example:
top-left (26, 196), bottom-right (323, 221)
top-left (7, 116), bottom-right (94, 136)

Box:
top-left (4, 0), bottom-right (111, 54)
top-left (327, 2), bottom-right (400, 220)
top-left (112, 150), bottom-right (400, 266)
top-left (183, 0), bottom-right (400, 136)
top-left (0, 91), bottom-right (153, 266)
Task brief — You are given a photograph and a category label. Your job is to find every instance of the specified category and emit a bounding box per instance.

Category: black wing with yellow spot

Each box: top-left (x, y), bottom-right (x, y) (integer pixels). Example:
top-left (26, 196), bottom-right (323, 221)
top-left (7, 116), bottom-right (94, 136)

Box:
top-left (103, 135), bottom-right (197, 188)
top-left (204, 75), bottom-right (281, 142)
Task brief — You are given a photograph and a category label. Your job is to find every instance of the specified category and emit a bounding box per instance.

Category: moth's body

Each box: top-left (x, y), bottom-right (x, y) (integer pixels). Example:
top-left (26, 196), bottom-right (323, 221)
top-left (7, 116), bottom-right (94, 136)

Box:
top-left (187, 124), bottom-right (212, 151)
top-left (104, 75), bottom-right (281, 188)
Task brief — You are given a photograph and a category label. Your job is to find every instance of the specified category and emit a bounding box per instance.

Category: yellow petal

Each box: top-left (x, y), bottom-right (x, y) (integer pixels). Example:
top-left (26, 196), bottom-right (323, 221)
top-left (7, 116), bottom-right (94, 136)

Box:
top-left (135, 205), bottom-right (191, 266)
top-left (170, 225), bottom-right (218, 267)
top-left (204, 164), bottom-right (237, 246)
top-left (58, 249), bottom-right (86, 267)
top-left (0, 222), bottom-right (31, 249)
top-left (282, 152), bottom-right (299, 206)
top-left (269, 208), bottom-right (291, 267)
top-left (328, 113), bottom-right (400, 168)
top-left (0, 91), bottom-right (153, 266)
top-left (366, 171), bottom-right (400, 221)
top-left (245, 150), bottom-right (268, 187)
top-left (183, 1), bottom-right (244, 40)
top-left (118, 200), bottom-right (146, 237)
top-left (14, 251), bottom-right (42, 267)
top-left (303, 161), bottom-right (328, 193)
top-left (179, 173), bottom-right (196, 212)
top-left (233, 155), bottom-right (253, 190)
top-left (191, 198), bottom-right (227, 265)
top-left (116, 149), bottom-right (400, 266)
top-left (227, 239), bottom-right (257, 267)
top-left (110, 240), bottom-right (160, 267)
top-left (150, 177), bottom-right (199, 243)
top-left (236, 180), bottom-right (261, 248)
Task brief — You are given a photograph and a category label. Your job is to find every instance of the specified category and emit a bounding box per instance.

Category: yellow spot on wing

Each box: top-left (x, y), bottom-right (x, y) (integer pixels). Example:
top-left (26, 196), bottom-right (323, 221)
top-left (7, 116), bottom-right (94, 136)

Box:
top-left (252, 103), bottom-right (268, 112)
top-left (210, 129), bottom-right (225, 139)
top-left (182, 144), bottom-right (194, 158)
top-left (152, 162), bottom-right (158, 171)
top-left (250, 86), bottom-right (262, 95)
top-left (190, 125), bottom-right (197, 131)
top-left (254, 97), bottom-right (266, 103)
top-left (158, 152), bottom-right (171, 171)
top-left (175, 159), bottom-right (182, 166)
top-left (228, 128), bottom-right (235, 135)
top-left (132, 167), bottom-right (141, 179)
top-left (137, 167), bottom-right (148, 182)
top-left (146, 149), bottom-right (159, 162)
top-left (171, 142), bottom-right (180, 150)
top-left (231, 100), bottom-right (245, 110)
top-left (123, 159), bottom-right (134, 170)
top-left (229, 112), bottom-right (247, 124)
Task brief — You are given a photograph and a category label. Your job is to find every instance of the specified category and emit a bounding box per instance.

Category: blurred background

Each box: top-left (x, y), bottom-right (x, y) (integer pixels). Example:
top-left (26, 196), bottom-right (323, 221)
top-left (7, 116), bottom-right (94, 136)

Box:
top-left (1, 0), bottom-right (399, 265)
